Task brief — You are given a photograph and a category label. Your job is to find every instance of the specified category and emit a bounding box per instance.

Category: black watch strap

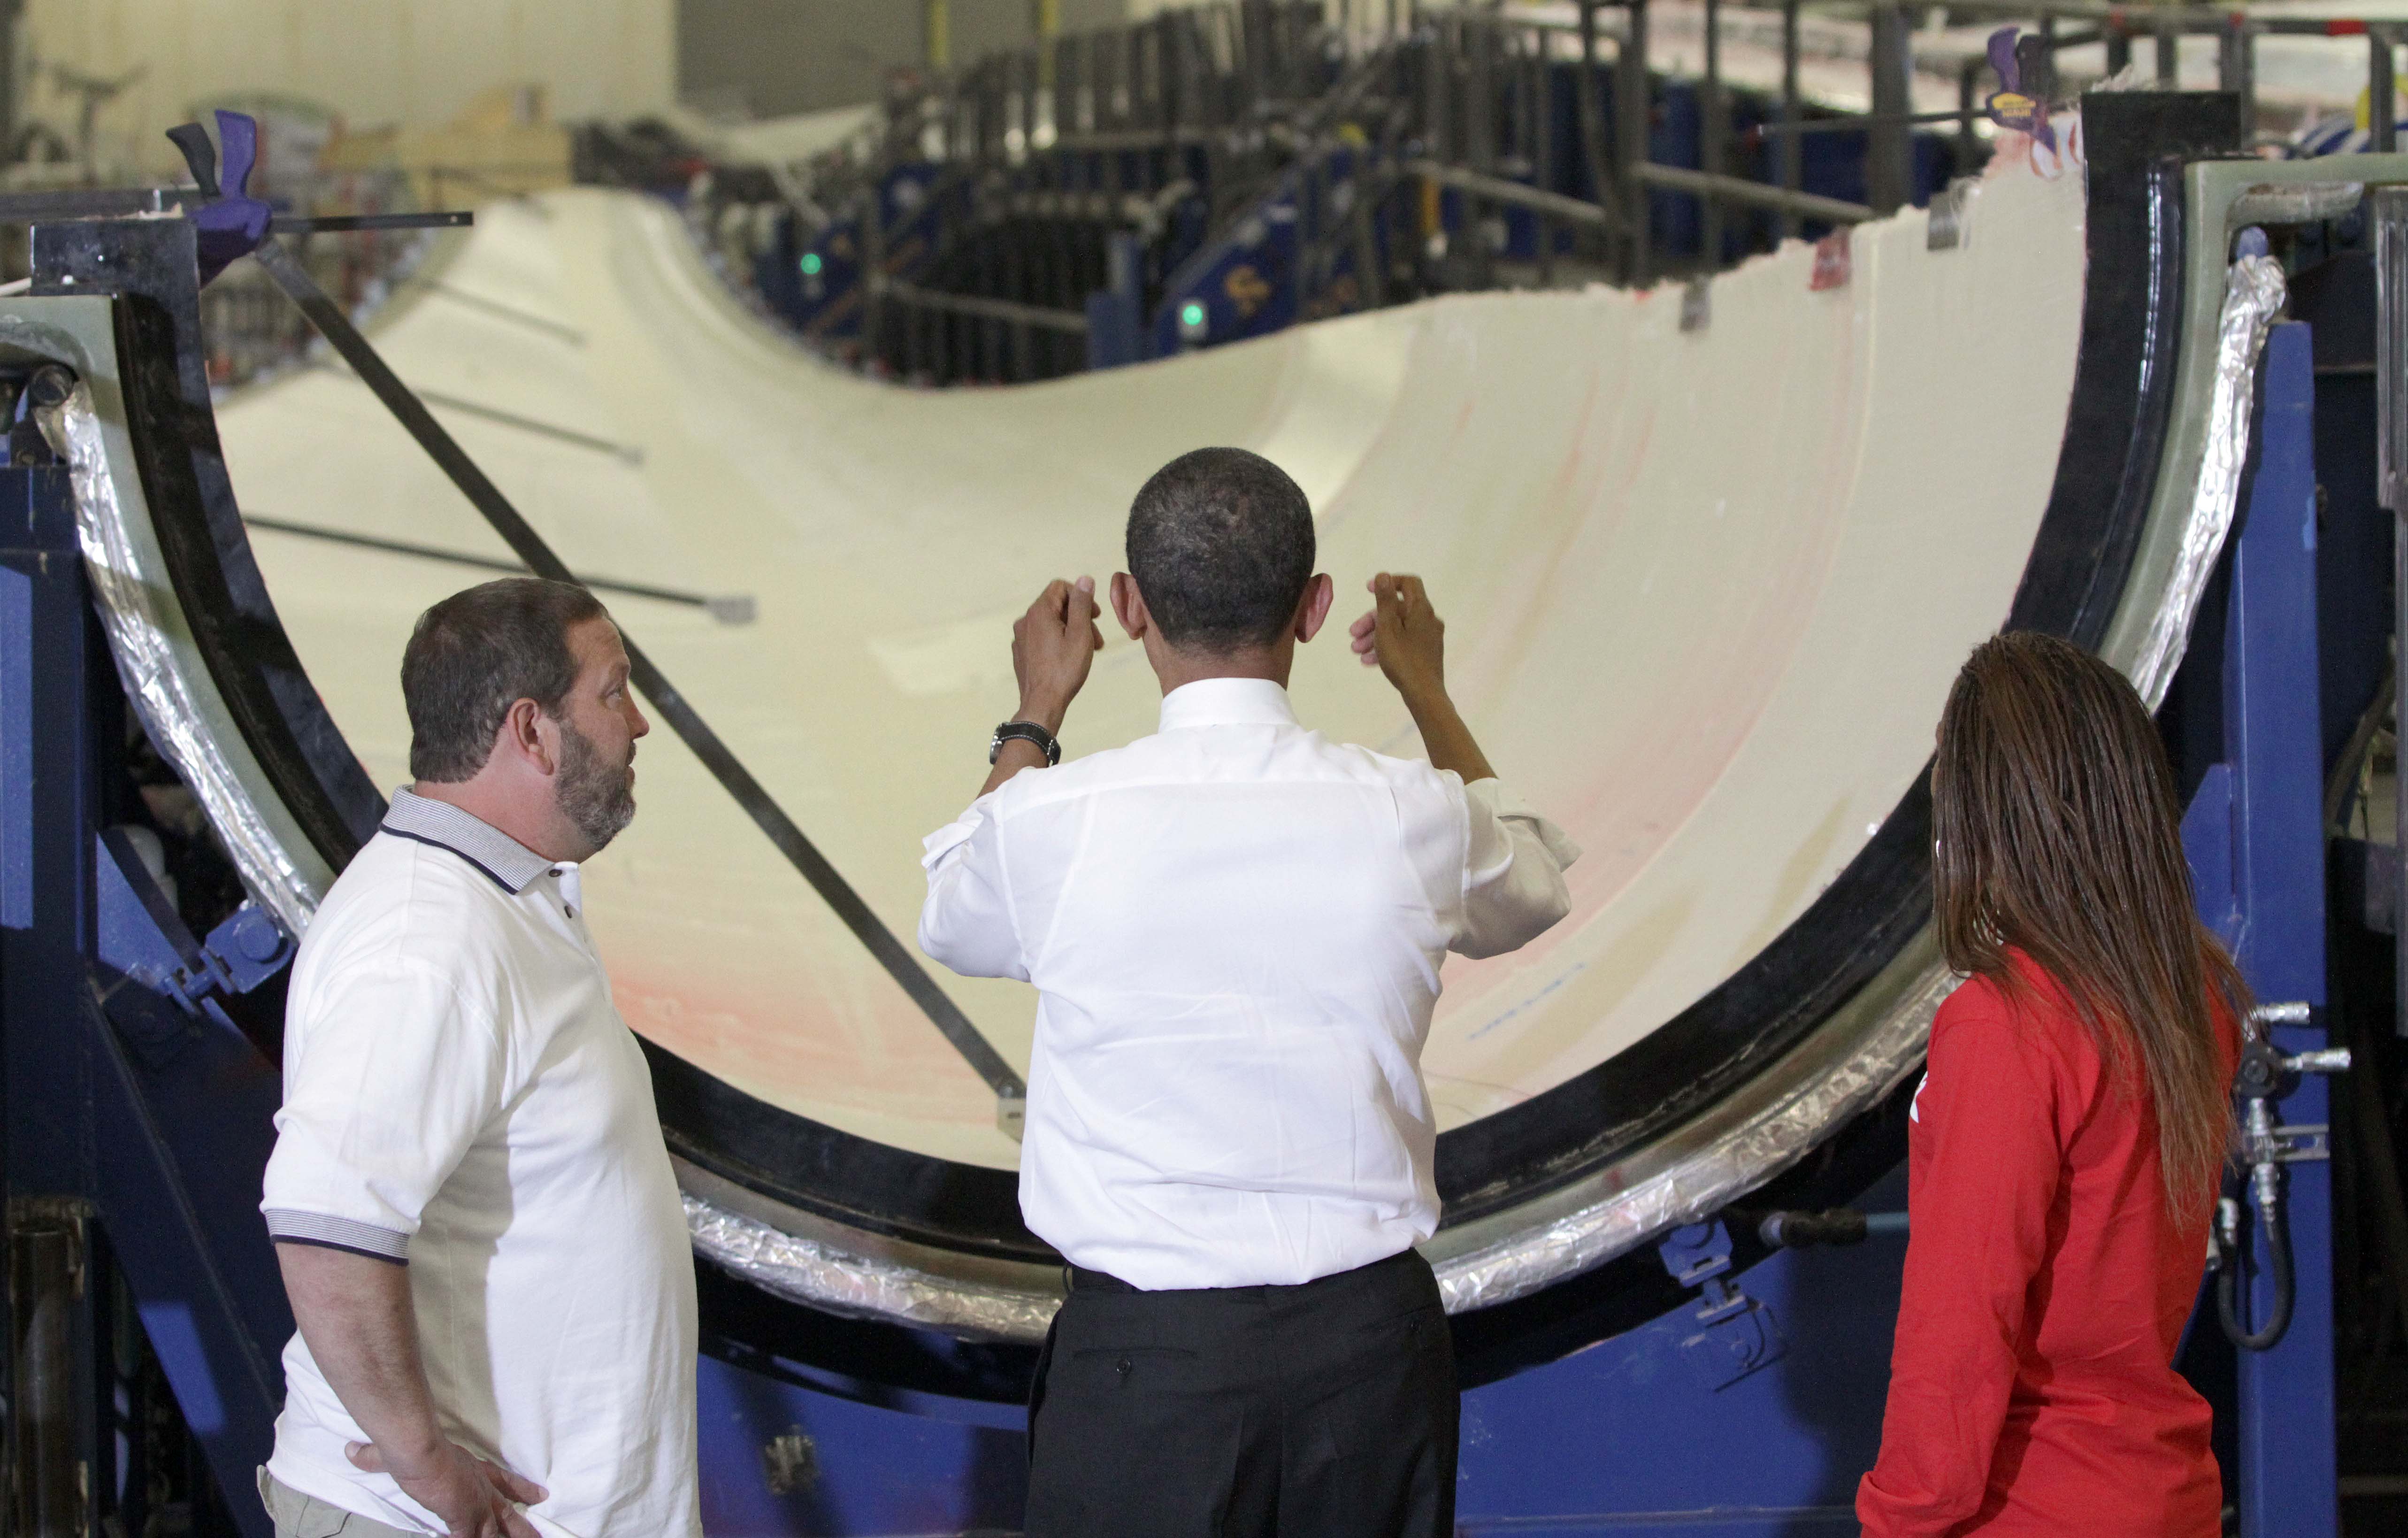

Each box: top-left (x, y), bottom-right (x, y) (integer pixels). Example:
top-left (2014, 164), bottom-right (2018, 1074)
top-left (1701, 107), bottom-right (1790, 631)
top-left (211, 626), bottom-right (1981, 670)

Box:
top-left (990, 720), bottom-right (1061, 767)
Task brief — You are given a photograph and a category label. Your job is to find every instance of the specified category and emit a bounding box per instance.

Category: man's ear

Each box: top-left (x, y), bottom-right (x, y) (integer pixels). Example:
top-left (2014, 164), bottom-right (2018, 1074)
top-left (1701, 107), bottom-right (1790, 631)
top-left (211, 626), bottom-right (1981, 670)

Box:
top-left (498, 698), bottom-right (560, 778)
top-left (1294, 573), bottom-right (1335, 644)
top-left (1109, 572), bottom-right (1149, 642)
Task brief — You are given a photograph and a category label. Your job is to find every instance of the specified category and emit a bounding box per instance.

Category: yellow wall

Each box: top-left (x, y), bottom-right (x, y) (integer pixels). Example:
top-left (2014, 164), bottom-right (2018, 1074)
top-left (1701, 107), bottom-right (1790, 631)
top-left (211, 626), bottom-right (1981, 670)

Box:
top-left (21, 0), bottom-right (674, 179)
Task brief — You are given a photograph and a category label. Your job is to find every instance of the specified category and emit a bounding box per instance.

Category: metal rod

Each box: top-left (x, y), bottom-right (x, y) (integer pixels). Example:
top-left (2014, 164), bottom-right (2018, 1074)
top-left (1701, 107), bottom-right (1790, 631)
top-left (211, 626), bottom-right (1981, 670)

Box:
top-left (927, 0), bottom-right (951, 72)
top-left (1920, 0), bottom-right (2408, 28)
top-left (1531, 35), bottom-right (1555, 285)
top-left (1469, 11), bottom-right (1495, 285)
top-left (1958, 58), bottom-right (1982, 169)
top-left (1636, 162), bottom-right (1872, 224)
top-left (1867, 0), bottom-right (1911, 216)
top-left (1575, 0), bottom-right (1616, 233)
top-left (1703, 0), bottom-right (1724, 267)
top-left (245, 235), bottom-right (1028, 1102)
top-left (1780, 0), bottom-right (1801, 241)
top-left (2220, 13), bottom-right (2255, 138)
top-left (1619, 0), bottom-right (1651, 283)
top-left (311, 364), bottom-right (640, 462)
top-left (411, 279), bottom-right (587, 346)
top-left (1407, 159), bottom-right (1614, 225)
top-left (2375, 28), bottom-right (2398, 154)
top-left (8, 1203), bottom-right (86, 1538)
top-left (2157, 14), bottom-right (2180, 85)
top-left (860, 184), bottom-right (887, 370)
top-left (2377, 185), bottom-right (2408, 1039)
top-left (238, 515), bottom-right (745, 617)
top-left (268, 211), bottom-right (471, 234)
top-left (879, 276), bottom-right (1090, 332)
top-left (1761, 106), bottom-right (1986, 137)
top-left (0, 185), bottom-right (187, 220)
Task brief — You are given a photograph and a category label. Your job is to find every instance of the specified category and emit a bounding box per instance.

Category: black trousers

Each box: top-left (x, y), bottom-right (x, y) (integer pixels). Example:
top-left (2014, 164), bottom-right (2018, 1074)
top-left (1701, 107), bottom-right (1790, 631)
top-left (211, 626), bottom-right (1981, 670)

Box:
top-left (1024, 1247), bottom-right (1457, 1538)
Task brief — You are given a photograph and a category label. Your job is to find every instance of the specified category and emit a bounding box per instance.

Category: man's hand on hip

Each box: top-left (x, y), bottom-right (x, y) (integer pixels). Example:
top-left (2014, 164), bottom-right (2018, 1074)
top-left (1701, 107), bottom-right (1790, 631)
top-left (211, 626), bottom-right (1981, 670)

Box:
top-left (346, 1438), bottom-right (546, 1538)
top-left (1011, 576), bottom-right (1104, 734)
top-left (1349, 572), bottom-right (1498, 786)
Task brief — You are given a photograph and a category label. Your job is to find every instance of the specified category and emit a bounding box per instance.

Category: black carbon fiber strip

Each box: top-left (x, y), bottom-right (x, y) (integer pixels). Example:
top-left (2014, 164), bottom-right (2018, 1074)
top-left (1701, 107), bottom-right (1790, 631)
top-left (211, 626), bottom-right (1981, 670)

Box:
top-left (245, 236), bottom-right (1027, 1102)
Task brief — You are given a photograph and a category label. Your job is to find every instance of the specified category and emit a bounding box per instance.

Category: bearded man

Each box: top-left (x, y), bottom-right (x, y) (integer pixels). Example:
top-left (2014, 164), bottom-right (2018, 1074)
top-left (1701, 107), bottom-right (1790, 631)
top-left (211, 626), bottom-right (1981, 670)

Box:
top-left (256, 578), bottom-right (696, 1538)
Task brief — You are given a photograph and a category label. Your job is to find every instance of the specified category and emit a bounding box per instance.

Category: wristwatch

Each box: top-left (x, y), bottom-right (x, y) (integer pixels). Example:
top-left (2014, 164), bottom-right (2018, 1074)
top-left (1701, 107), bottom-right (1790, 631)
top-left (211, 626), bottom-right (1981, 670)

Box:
top-left (990, 720), bottom-right (1061, 767)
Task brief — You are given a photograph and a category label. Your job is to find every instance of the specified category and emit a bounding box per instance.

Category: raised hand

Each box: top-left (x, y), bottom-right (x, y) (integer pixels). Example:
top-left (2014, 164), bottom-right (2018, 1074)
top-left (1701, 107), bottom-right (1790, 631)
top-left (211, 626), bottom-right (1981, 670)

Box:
top-left (1349, 572), bottom-right (1496, 785)
top-left (1011, 576), bottom-right (1104, 733)
top-left (1349, 572), bottom-right (1446, 706)
top-left (347, 1438), bottom-right (547, 1538)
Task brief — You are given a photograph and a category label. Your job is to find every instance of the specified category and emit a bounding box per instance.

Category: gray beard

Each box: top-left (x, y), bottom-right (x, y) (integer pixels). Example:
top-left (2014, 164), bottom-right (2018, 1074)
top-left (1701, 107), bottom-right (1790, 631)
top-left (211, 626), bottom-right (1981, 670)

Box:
top-left (556, 717), bottom-right (636, 853)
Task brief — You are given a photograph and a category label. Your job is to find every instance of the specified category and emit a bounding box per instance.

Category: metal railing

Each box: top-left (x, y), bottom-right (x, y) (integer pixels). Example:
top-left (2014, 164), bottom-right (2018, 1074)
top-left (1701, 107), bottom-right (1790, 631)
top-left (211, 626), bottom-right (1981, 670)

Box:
top-left (748, 0), bottom-right (2408, 382)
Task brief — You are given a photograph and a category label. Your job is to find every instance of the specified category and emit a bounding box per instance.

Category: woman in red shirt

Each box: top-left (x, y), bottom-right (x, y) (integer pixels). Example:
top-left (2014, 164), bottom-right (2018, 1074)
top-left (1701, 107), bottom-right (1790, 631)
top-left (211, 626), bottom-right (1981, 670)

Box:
top-left (1857, 632), bottom-right (2245, 1537)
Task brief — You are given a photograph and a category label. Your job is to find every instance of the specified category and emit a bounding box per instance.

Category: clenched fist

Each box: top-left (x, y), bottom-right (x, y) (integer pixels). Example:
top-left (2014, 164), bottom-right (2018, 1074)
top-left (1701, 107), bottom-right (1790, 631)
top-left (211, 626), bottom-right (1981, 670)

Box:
top-left (1348, 572), bottom-right (1447, 706)
top-left (1012, 576), bottom-right (1104, 732)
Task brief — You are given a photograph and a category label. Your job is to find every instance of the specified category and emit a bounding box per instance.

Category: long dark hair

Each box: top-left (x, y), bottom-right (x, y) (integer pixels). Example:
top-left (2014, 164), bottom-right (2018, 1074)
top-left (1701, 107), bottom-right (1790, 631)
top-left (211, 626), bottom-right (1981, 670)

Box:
top-left (1932, 631), bottom-right (2246, 1215)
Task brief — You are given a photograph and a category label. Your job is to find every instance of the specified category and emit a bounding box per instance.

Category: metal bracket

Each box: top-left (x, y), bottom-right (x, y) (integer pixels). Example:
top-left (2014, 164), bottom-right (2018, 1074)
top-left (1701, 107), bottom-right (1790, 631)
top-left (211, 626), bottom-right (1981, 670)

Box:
top-left (1926, 177), bottom-right (1979, 252)
top-left (92, 827), bottom-right (292, 1065)
top-left (2227, 180), bottom-right (2365, 231)
top-left (1656, 1220), bottom-right (1787, 1391)
top-left (1679, 277), bottom-right (1710, 333)
top-left (2267, 1124), bottom-right (2331, 1164)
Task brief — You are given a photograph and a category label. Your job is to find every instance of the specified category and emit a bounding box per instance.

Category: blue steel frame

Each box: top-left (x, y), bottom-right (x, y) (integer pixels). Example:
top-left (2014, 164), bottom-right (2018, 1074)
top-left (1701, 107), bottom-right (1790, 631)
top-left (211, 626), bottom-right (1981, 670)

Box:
top-left (0, 456), bottom-right (292, 1538)
top-left (2180, 319), bottom-right (2340, 1536)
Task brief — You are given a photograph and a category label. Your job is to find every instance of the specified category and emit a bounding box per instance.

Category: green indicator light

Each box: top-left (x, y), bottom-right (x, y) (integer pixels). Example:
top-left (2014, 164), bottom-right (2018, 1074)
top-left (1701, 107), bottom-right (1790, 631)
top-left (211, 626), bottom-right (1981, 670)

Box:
top-left (1180, 301), bottom-right (1205, 326)
top-left (800, 252), bottom-right (824, 276)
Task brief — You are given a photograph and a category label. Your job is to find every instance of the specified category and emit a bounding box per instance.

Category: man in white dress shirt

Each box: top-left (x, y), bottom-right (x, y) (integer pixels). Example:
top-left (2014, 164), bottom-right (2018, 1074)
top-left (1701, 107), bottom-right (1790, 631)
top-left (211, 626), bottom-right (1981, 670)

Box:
top-left (258, 578), bottom-right (699, 1538)
top-left (920, 447), bottom-right (1578, 1538)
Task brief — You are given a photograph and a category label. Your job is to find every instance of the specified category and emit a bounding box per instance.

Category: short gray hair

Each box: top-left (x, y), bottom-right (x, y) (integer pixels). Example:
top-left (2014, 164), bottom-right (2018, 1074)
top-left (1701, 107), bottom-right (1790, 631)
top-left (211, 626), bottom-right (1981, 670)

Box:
top-left (401, 578), bottom-right (607, 782)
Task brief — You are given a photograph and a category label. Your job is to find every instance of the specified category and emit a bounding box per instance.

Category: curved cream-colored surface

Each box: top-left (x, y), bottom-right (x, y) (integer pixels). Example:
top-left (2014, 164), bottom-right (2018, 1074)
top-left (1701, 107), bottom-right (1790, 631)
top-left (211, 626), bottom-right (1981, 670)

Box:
top-left (221, 152), bottom-right (2085, 1171)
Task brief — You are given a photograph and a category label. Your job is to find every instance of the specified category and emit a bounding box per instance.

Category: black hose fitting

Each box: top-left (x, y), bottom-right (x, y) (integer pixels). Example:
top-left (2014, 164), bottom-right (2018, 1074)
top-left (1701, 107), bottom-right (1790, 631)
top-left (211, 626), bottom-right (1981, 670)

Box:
top-left (1754, 1208), bottom-right (1871, 1249)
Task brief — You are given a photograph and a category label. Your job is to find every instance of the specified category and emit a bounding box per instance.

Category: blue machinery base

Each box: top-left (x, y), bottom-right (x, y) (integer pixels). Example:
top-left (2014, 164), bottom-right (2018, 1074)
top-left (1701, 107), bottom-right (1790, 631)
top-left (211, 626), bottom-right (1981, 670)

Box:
top-left (0, 326), bottom-right (2366, 1532)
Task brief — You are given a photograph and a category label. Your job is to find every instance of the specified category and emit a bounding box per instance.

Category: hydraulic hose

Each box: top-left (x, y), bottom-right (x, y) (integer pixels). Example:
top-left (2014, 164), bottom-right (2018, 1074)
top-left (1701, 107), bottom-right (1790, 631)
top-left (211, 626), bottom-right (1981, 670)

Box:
top-left (2216, 1180), bottom-right (2296, 1351)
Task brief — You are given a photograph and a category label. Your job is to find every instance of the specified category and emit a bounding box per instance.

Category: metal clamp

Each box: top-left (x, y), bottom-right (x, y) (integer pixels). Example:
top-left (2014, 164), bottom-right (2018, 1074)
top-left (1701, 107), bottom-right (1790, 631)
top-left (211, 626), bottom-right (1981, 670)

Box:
top-left (1656, 1220), bottom-right (1786, 1391)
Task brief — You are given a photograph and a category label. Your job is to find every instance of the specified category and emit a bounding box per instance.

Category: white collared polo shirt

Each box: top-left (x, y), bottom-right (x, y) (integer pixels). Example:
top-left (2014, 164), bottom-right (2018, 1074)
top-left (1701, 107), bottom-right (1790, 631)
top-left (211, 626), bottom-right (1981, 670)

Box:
top-left (261, 789), bottom-right (698, 1538)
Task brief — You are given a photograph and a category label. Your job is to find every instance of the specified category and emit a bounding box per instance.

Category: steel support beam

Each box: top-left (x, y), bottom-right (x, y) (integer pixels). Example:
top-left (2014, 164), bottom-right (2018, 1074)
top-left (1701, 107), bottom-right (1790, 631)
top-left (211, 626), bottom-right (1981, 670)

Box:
top-left (1702, 0), bottom-right (1725, 264)
top-left (1636, 162), bottom-right (1873, 225)
top-left (1618, 0), bottom-right (1652, 282)
top-left (2377, 188), bottom-right (2408, 1051)
top-left (1867, 1), bottom-right (1912, 215)
top-left (1779, 0), bottom-right (1802, 240)
top-left (2373, 30), bottom-right (2398, 155)
top-left (2216, 322), bottom-right (2339, 1538)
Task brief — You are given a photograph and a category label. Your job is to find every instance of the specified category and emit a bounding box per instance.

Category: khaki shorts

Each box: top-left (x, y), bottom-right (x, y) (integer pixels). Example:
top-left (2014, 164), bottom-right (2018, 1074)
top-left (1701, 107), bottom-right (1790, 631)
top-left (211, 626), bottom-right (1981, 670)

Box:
top-left (256, 1469), bottom-right (422, 1538)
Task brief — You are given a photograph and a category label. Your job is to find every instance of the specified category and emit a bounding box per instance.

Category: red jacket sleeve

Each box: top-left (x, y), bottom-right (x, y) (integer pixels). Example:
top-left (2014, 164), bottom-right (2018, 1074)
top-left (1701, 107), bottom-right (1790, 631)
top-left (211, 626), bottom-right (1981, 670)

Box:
top-left (1857, 987), bottom-right (2066, 1537)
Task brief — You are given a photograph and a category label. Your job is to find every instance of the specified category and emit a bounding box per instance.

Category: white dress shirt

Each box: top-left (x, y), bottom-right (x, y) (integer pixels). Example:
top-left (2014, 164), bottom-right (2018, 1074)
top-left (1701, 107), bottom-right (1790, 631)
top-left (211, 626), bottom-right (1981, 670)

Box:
top-left (920, 677), bottom-right (1579, 1291)
top-left (261, 790), bottom-right (699, 1538)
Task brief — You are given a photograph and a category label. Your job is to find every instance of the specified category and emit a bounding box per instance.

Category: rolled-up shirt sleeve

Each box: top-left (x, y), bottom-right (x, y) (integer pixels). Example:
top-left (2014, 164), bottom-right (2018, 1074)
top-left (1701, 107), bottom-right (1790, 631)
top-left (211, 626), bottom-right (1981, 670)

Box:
top-left (920, 796), bottom-right (1030, 981)
top-left (1453, 777), bottom-right (1580, 959)
top-left (260, 961), bottom-right (508, 1263)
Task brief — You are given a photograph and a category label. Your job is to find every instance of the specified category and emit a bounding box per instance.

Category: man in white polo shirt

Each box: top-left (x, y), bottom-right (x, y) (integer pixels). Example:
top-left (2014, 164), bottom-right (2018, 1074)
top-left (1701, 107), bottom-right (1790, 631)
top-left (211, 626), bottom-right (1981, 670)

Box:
top-left (920, 447), bottom-right (1578, 1538)
top-left (259, 577), bottom-right (697, 1538)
